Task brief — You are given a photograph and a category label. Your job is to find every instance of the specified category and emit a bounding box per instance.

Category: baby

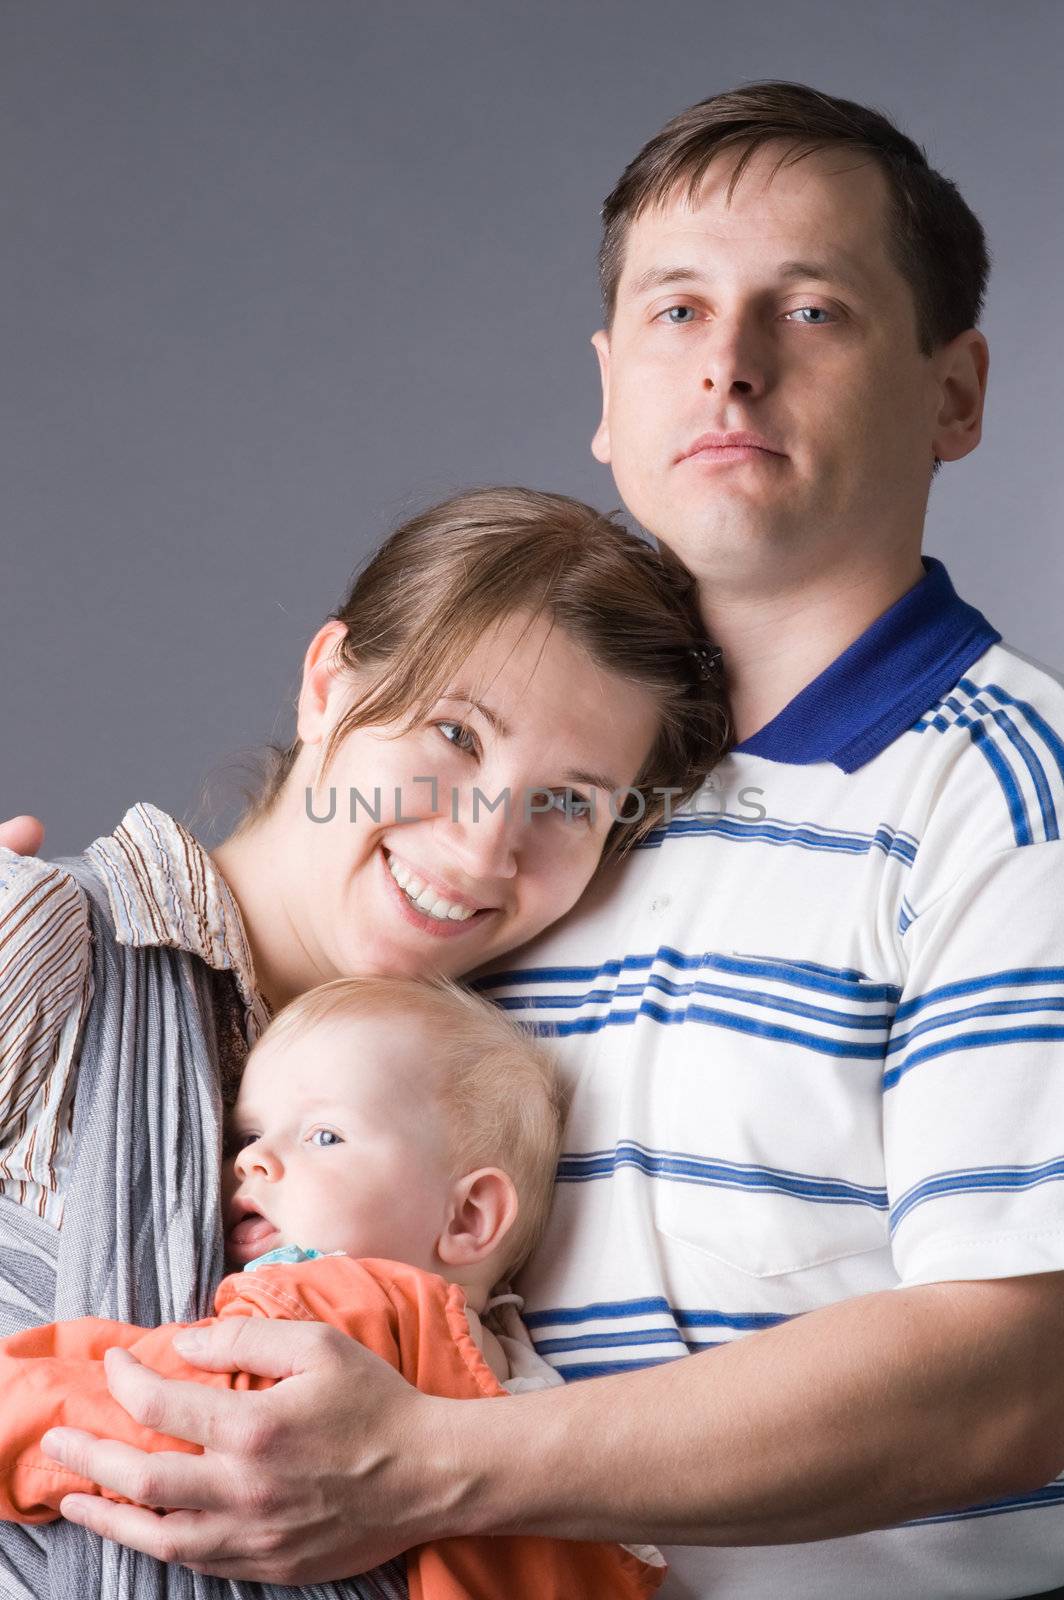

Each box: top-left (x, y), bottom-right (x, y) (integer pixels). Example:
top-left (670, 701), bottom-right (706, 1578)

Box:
top-left (0, 975), bottom-right (665, 1600)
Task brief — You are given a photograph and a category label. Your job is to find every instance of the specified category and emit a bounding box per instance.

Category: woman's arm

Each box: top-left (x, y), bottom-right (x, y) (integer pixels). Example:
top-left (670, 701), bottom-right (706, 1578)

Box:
top-left (0, 847), bottom-right (91, 1214)
top-left (0, 816), bottom-right (45, 856)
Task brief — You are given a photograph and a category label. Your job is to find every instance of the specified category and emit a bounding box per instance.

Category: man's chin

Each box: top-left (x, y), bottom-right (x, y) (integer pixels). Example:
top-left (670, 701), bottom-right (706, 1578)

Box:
top-left (649, 507), bottom-right (799, 573)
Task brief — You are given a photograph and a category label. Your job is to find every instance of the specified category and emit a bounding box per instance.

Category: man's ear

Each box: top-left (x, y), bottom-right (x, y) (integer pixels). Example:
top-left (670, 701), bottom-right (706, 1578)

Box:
top-left (931, 328), bottom-right (989, 465)
top-left (295, 619), bottom-right (350, 747)
top-left (436, 1168), bottom-right (520, 1269)
top-left (590, 329), bottom-right (612, 465)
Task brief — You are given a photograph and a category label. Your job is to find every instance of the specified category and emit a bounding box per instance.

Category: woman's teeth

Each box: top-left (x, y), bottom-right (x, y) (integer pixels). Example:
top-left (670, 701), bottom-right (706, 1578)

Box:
top-left (386, 853), bottom-right (477, 921)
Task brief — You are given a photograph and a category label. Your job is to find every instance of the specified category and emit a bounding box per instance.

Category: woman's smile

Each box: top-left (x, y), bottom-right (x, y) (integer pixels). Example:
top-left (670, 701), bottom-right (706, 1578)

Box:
top-left (378, 843), bottom-right (498, 940)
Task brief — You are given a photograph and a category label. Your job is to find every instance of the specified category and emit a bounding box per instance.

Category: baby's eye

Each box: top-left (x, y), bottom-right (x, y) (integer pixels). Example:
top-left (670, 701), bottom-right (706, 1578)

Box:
top-left (436, 720), bottom-right (479, 756)
top-left (224, 1130), bottom-right (259, 1158)
top-left (308, 1128), bottom-right (343, 1148)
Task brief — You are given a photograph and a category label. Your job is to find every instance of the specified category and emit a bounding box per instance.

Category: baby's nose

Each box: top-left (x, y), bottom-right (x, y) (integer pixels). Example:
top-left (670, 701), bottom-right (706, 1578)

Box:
top-left (235, 1139), bottom-right (283, 1181)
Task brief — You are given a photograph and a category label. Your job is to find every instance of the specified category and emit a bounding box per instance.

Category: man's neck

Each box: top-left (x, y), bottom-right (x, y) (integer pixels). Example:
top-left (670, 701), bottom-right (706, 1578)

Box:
top-left (699, 552), bottom-right (928, 745)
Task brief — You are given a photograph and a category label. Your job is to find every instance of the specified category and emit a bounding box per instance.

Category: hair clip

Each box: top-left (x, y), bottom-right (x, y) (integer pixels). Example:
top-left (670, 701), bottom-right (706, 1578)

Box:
top-left (689, 643), bottom-right (722, 681)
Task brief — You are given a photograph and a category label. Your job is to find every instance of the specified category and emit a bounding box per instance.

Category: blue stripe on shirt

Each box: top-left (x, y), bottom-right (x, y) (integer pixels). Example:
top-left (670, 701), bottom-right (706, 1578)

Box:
top-left (556, 1140), bottom-right (889, 1209)
top-left (521, 1296), bottom-right (789, 1333)
top-left (533, 995), bottom-right (891, 1054)
top-left (883, 1024), bottom-right (1064, 1090)
top-left (495, 973), bottom-right (893, 1033)
top-left (903, 1480), bottom-right (1064, 1528)
top-left (887, 995), bottom-right (1064, 1056)
top-left (893, 965), bottom-right (1064, 1024)
top-left (890, 1155), bottom-right (1064, 1232)
top-left (960, 678), bottom-right (1064, 784)
top-left (636, 813), bottom-right (918, 864)
top-left (477, 948), bottom-right (901, 1004)
top-left (969, 694), bottom-right (1059, 841)
top-left (913, 677), bottom-right (1064, 845)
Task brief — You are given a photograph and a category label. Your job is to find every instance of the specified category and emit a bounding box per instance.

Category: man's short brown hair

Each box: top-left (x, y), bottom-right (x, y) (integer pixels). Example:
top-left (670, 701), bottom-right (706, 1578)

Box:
top-left (600, 80), bottom-right (990, 355)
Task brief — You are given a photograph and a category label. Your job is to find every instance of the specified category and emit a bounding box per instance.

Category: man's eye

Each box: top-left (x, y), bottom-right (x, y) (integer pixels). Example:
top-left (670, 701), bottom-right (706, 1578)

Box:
top-left (436, 720), bottom-right (479, 756)
top-left (784, 306), bottom-right (834, 325)
top-left (308, 1128), bottom-right (343, 1148)
top-left (659, 305), bottom-right (697, 325)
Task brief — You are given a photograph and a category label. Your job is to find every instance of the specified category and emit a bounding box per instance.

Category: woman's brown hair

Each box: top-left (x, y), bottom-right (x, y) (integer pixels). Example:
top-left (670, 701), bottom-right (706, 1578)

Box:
top-left (239, 486), bottom-right (729, 861)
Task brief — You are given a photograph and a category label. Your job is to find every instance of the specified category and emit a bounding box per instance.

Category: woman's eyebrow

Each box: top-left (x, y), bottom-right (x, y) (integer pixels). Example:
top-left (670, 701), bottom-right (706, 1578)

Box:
top-left (565, 767), bottom-right (619, 794)
top-left (439, 691), bottom-right (509, 735)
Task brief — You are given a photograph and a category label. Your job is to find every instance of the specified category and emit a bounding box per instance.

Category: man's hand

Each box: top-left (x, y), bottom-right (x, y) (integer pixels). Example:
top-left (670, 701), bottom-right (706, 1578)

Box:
top-left (41, 1319), bottom-right (469, 1584)
top-left (0, 815), bottom-right (45, 855)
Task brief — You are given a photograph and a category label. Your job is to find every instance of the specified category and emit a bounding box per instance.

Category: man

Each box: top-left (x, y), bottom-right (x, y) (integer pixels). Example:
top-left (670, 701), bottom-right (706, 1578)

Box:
top-left (6, 82), bottom-right (1064, 1599)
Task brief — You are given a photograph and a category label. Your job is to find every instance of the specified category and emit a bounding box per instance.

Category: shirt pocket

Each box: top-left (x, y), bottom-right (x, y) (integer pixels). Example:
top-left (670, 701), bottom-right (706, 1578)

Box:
top-left (653, 952), bottom-right (894, 1279)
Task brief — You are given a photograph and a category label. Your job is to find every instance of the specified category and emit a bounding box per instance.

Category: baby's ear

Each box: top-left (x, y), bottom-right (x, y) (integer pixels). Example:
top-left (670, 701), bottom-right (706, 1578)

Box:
top-left (436, 1169), bottom-right (519, 1268)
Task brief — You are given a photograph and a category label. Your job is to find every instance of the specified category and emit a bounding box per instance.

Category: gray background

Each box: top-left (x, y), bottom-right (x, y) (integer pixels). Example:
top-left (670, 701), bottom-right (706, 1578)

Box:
top-left (3, 0), bottom-right (1062, 859)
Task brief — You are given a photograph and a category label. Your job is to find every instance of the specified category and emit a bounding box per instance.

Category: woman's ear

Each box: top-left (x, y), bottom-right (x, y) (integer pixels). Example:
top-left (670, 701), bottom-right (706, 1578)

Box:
top-left (436, 1168), bottom-right (520, 1269)
top-left (296, 619), bottom-right (350, 747)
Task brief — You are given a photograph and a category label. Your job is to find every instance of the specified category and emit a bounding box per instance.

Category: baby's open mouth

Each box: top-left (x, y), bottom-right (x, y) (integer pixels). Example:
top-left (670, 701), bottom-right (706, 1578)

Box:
top-left (226, 1211), bottom-right (280, 1260)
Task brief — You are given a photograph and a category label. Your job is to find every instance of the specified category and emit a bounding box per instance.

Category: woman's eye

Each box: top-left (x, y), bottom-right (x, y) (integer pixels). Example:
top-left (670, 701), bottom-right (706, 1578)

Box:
top-left (784, 306), bottom-right (834, 325)
top-left (308, 1128), bottom-right (343, 1148)
top-left (436, 720), bottom-right (479, 756)
top-left (548, 790), bottom-right (593, 824)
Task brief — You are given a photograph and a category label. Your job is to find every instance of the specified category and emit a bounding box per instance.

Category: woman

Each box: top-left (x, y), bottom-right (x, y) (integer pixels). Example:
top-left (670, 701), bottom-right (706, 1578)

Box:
top-left (0, 486), bottom-right (727, 1600)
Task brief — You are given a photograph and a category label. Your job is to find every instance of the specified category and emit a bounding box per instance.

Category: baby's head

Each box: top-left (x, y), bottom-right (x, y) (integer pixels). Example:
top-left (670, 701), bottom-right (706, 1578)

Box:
top-left (222, 975), bottom-right (564, 1306)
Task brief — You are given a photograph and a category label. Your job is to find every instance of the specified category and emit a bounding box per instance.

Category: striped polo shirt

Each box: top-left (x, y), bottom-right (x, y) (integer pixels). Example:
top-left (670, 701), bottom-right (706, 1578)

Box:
top-left (476, 558), bottom-right (1064, 1600)
top-left (0, 804), bottom-right (270, 1225)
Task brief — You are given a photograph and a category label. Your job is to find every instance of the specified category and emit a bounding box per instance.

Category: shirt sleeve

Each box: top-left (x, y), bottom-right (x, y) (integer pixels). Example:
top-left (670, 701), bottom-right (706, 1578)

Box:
top-left (213, 1258), bottom-right (406, 1370)
top-left (884, 838), bottom-right (1064, 1285)
top-left (0, 849), bottom-right (92, 1210)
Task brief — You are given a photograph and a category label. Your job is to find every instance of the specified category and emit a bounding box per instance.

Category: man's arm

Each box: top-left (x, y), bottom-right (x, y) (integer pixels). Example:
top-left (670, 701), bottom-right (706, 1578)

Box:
top-left (43, 1268), bottom-right (1064, 1584)
top-left (461, 1271), bottom-right (1064, 1547)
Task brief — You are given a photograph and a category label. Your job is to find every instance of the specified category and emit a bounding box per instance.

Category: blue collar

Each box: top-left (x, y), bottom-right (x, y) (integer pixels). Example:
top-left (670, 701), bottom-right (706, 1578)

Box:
top-left (735, 558), bottom-right (1000, 772)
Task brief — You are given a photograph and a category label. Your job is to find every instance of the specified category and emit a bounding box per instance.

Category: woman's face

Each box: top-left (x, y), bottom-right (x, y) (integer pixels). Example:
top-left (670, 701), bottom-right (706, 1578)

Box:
top-left (284, 610), bottom-right (662, 983)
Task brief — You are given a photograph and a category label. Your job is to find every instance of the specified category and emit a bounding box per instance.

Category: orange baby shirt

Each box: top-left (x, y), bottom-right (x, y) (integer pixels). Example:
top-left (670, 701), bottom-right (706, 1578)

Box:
top-left (0, 1255), bottom-right (664, 1599)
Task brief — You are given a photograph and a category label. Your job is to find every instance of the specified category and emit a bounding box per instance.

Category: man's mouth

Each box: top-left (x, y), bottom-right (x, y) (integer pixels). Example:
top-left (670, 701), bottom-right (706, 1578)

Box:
top-left (676, 430), bottom-right (785, 464)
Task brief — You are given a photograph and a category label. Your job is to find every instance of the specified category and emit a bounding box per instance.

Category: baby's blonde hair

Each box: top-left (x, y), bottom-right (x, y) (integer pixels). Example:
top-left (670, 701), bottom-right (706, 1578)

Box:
top-left (251, 975), bottom-right (565, 1279)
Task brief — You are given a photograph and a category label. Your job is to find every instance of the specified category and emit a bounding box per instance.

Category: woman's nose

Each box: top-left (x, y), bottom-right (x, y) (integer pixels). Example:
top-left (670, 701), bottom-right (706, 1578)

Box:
top-left (439, 796), bottom-right (520, 883)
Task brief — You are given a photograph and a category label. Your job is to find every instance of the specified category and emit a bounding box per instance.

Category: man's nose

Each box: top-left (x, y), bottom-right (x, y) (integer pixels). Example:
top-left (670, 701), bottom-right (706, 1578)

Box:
top-left (234, 1140), bottom-right (282, 1182)
top-left (700, 312), bottom-right (770, 398)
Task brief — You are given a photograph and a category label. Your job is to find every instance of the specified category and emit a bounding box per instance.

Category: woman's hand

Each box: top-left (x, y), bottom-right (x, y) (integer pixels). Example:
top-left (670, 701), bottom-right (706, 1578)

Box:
top-left (41, 1318), bottom-right (471, 1584)
top-left (0, 815), bottom-right (45, 855)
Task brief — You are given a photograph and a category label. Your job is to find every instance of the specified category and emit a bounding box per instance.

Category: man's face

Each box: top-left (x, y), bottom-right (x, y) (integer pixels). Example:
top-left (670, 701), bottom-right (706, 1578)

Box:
top-left (592, 144), bottom-right (960, 587)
